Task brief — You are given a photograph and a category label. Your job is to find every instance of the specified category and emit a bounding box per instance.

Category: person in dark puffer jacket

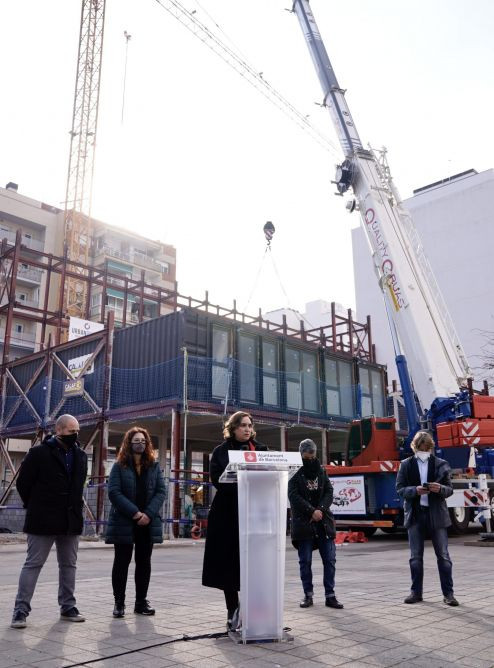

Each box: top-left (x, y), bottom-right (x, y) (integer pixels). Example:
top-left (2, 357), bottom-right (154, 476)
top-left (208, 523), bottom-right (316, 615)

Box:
top-left (105, 427), bottom-right (166, 618)
top-left (288, 439), bottom-right (343, 611)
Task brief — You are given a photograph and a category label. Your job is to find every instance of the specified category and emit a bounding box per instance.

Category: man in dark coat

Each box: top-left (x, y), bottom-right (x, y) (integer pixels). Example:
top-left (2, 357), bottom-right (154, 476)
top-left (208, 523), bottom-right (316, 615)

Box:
top-left (288, 439), bottom-right (343, 610)
top-left (201, 411), bottom-right (267, 629)
top-left (11, 414), bottom-right (88, 628)
top-left (396, 430), bottom-right (458, 606)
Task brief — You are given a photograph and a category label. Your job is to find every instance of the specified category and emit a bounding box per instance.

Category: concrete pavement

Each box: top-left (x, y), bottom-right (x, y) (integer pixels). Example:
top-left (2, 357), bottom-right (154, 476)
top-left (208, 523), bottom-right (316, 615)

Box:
top-left (0, 533), bottom-right (493, 668)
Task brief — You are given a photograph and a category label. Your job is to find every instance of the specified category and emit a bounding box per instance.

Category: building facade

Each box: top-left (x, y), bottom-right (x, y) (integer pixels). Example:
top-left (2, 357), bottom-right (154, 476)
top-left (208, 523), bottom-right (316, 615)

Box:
top-left (0, 183), bottom-right (177, 359)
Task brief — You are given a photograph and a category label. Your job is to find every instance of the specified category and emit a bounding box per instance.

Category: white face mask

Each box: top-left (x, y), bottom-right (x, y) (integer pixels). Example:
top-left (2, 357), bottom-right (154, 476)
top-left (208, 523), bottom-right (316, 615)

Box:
top-left (416, 451), bottom-right (431, 462)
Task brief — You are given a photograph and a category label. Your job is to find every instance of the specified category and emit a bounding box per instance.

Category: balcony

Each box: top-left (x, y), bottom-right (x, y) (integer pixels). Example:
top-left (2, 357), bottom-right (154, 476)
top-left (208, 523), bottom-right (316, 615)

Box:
top-left (22, 237), bottom-right (44, 252)
top-left (17, 266), bottom-right (43, 284)
top-left (132, 250), bottom-right (164, 273)
top-left (0, 230), bottom-right (44, 252)
top-left (9, 330), bottom-right (36, 347)
top-left (95, 245), bottom-right (131, 263)
top-left (93, 245), bottom-right (166, 275)
top-left (15, 297), bottom-right (40, 310)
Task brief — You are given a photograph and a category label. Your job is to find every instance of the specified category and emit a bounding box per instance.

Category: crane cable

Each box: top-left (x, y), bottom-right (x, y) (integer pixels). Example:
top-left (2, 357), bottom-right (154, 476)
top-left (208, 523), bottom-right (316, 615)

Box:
top-left (152, 0), bottom-right (340, 157)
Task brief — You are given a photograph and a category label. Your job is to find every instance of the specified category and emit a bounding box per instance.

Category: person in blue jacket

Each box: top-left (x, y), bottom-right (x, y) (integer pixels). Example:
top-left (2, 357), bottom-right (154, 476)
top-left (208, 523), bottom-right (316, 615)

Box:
top-left (105, 427), bottom-right (166, 618)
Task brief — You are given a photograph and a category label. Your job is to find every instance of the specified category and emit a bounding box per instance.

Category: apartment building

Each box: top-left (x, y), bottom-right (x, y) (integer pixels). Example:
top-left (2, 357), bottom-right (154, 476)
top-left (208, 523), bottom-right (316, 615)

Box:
top-left (90, 221), bottom-right (176, 326)
top-left (0, 182), bottom-right (177, 359)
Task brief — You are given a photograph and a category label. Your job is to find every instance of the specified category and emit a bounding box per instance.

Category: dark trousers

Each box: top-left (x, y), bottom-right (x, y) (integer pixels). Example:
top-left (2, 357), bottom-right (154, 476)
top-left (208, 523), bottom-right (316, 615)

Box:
top-left (297, 525), bottom-right (336, 597)
top-left (224, 589), bottom-right (239, 615)
top-left (408, 507), bottom-right (454, 596)
top-left (112, 532), bottom-right (153, 603)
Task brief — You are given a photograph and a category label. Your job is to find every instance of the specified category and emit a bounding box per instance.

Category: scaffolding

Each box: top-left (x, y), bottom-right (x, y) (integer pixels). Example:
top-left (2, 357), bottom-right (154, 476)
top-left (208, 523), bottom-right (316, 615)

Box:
top-left (0, 235), bottom-right (379, 533)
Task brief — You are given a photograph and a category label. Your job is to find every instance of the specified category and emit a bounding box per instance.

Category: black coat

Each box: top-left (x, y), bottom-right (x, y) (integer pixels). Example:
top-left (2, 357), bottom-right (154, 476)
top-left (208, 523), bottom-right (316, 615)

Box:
top-left (202, 438), bottom-right (267, 591)
top-left (16, 435), bottom-right (88, 535)
top-left (396, 454), bottom-right (453, 529)
top-left (105, 461), bottom-right (166, 545)
top-left (288, 465), bottom-right (336, 546)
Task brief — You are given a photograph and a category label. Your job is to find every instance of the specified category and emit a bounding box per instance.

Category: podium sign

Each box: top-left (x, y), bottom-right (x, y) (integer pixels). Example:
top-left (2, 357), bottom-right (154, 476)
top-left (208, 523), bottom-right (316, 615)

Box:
top-left (221, 450), bottom-right (302, 643)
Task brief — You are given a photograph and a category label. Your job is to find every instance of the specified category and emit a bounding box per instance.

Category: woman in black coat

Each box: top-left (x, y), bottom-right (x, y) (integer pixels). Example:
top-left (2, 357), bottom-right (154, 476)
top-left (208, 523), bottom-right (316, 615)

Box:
top-left (202, 411), bottom-right (267, 628)
top-left (105, 427), bottom-right (166, 618)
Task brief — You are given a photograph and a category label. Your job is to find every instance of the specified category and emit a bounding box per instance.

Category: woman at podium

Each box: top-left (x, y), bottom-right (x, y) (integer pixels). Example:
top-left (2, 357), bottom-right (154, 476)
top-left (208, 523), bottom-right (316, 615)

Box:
top-left (202, 411), bottom-right (267, 628)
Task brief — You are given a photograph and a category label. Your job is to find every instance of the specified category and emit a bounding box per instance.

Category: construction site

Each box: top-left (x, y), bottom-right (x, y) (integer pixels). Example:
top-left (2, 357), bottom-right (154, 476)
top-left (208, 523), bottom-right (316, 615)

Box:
top-left (0, 0), bottom-right (493, 664)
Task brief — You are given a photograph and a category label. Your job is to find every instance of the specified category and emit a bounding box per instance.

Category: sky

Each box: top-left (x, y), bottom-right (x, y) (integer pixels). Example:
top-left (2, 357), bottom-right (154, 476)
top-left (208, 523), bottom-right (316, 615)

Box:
top-left (1, 0), bottom-right (493, 322)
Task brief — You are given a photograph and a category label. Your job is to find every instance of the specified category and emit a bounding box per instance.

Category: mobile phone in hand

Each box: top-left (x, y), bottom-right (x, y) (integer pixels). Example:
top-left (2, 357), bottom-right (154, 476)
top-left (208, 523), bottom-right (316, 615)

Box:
top-left (422, 482), bottom-right (429, 490)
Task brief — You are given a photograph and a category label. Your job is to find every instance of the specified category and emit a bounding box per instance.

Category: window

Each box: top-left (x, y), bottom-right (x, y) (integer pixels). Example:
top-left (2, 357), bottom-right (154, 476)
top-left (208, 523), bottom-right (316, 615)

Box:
top-left (106, 295), bottom-right (124, 310)
top-left (285, 347), bottom-right (318, 412)
top-left (91, 294), bottom-right (101, 307)
top-left (18, 293), bottom-right (26, 301)
top-left (23, 233), bottom-right (32, 240)
top-left (286, 347), bottom-right (301, 410)
top-left (238, 334), bottom-right (257, 402)
top-left (324, 358), bottom-right (355, 417)
top-left (143, 302), bottom-right (158, 319)
top-left (212, 327), bottom-right (230, 399)
top-left (15, 324), bottom-right (24, 333)
top-left (262, 341), bottom-right (278, 405)
top-left (159, 261), bottom-right (170, 275)
top-left (359, 366), bottom-right (385, 417)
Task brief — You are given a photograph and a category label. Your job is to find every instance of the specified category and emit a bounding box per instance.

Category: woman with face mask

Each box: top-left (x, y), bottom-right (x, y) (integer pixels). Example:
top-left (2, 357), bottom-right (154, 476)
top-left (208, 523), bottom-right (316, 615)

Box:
top-left (396, 431), bottom-right (458, 606)
top-left (105, 427), bottom-right (166, 618)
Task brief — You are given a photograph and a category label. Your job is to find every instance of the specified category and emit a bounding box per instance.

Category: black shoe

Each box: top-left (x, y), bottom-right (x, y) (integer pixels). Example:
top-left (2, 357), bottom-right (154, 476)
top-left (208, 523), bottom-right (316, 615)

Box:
top-left (443, 594), bottom-right (459, 606)
top-left (11, 611), bottom-right (27, 629)
top-left (60, 606), bottom-right (85, 622)
top-left (299, 594), bottom-right (313, 608)
top-left (404, 593), bottom-right (423, 604)
top-left (113, 601), bottom-right (125, 618)
top-left (325, 596), bottom-right (344, 609)
top-left (134, 600), bottom-right (155, 616)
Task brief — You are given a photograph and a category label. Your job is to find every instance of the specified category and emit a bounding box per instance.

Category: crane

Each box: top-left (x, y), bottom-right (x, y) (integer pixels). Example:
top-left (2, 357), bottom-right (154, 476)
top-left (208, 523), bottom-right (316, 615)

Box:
top-left (292, 0), bottom-right (471, 430)
top-left (63, 0), bottom-right (106, 330)
top-left (291, 0), bottom-right (494, 535)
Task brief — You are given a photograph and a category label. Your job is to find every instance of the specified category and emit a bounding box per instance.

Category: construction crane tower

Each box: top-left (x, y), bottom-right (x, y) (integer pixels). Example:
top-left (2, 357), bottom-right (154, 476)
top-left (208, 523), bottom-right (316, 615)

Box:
top-left (63, 0), bottom-right (107, 325)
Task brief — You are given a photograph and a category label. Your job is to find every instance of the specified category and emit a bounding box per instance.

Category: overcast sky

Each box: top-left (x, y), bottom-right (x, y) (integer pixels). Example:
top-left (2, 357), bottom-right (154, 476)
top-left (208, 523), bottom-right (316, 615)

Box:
top-left (1, 0), bottom-right (493, 321)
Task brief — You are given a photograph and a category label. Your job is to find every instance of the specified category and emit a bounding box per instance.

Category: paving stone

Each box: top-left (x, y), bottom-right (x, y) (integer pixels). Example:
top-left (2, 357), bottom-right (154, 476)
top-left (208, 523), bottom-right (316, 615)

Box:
top-left (1, 536), bottom-right (493, 667)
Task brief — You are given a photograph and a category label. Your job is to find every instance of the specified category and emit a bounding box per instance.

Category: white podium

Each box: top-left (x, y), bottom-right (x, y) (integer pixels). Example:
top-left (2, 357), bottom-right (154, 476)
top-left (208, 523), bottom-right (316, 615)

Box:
top-left (220, 450), bottom-right (302, 643)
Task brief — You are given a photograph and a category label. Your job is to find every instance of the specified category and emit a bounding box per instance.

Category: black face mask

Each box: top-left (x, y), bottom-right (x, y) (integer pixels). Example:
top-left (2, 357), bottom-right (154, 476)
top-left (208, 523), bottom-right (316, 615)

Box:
top-left (59, 433), bottom-right (78, 447)
top-left (302, 457), bottom-right (320, 476)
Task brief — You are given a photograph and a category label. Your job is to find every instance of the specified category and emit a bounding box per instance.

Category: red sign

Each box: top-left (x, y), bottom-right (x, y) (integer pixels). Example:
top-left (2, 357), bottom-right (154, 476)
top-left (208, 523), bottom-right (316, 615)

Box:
top-left (243, 451), bottom-right (257, 463)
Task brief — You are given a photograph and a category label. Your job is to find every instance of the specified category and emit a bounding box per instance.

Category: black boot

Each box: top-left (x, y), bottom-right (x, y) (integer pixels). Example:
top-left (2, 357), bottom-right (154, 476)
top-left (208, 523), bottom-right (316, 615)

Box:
top-left (300, 594), bottom-right (313, 608)
top-left (134, 599), bottom-right (155, 616)
top-left (325, 596), bottom-right (344, 609)
top-left (113, 600), bottom-right (125, 618)
top-left (227, 606), bottom-right (240, 631)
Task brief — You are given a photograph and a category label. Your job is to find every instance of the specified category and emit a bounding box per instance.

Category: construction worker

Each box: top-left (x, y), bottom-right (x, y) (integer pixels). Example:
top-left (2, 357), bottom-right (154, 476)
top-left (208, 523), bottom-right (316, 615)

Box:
top-left (396, 430), bottom-right (459, 606)
top-left (288, 439), bottom-right (343, 610)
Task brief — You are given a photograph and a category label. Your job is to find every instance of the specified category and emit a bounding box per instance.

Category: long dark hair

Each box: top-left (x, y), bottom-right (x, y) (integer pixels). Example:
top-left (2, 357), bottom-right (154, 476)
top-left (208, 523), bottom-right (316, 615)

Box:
top-left (116, 427), bottom-right (155, 469)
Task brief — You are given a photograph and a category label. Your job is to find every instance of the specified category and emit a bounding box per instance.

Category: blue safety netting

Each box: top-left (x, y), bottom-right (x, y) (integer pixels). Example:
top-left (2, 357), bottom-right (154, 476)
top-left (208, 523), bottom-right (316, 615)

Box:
top-left (2, 353), bottom-right (387, 429)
